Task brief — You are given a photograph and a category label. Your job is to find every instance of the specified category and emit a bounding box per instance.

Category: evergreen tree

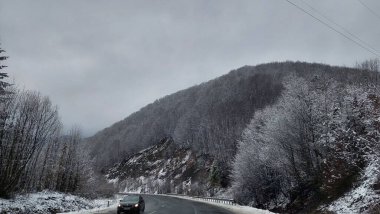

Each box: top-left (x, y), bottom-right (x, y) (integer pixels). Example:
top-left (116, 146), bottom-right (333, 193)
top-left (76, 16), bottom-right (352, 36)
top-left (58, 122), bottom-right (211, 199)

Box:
top-left (0, 45), bottom-right (10, 94)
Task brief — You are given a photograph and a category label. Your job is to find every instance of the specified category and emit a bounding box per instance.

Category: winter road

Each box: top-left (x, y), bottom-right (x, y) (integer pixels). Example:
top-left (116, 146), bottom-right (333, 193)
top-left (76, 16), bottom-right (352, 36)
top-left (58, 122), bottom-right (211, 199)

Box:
top-left (94, 194), bottom-right (233, 214)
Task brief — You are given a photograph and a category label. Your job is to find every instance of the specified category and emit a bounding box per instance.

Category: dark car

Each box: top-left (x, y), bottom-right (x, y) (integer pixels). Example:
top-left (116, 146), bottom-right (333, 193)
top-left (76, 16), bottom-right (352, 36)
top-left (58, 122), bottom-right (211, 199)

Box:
top-left (117, 195), bottom-right (145, 214)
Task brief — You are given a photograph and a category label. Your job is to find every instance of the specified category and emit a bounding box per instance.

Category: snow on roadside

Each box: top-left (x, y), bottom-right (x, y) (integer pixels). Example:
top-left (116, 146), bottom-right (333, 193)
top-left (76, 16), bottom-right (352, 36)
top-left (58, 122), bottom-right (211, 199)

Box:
top-left (62, 195), bottom-right (123, 214)
top-left (326, 157), bottom-right (380, 214)
top-left (0, 190), bottom-right (116, 214)
top-left (61, 203), bottom-right (118, 214)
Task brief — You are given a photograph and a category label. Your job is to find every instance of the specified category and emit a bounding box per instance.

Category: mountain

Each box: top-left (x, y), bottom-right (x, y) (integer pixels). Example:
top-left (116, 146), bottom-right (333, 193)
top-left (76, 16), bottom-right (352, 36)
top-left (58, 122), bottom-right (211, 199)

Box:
top-left (87, 61), bottom-right (380, 212)
top-left (88, 61), bottom-right (369, 171)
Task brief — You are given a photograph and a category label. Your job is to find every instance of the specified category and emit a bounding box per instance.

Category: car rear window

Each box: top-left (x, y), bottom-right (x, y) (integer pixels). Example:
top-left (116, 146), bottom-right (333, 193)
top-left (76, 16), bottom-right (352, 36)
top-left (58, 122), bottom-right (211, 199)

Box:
top-left (121, 195), bottom-right (139, 203)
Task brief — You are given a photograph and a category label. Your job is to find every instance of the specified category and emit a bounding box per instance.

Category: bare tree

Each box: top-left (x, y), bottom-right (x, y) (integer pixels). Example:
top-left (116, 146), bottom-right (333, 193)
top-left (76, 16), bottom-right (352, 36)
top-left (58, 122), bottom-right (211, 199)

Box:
top-left (356, 58), bottom-right (380, 85)
top-left (0, 90), bottom-right (61, 197)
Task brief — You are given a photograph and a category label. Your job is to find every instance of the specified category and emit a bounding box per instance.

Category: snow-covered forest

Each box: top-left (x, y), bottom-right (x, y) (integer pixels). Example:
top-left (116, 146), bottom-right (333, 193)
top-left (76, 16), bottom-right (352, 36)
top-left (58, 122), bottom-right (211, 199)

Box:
top-left (0, 45), bottom-right (114, 201)
top-left (231, 69), bottom-right (380, 212)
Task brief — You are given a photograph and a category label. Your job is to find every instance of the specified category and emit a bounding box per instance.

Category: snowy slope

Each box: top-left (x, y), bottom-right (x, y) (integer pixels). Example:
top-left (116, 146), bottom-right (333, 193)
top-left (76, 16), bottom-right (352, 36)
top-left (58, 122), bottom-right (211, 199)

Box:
top-left (325, 156), bottom-right (380, 213)
top-left (106, 138), bottom-right (217, 195)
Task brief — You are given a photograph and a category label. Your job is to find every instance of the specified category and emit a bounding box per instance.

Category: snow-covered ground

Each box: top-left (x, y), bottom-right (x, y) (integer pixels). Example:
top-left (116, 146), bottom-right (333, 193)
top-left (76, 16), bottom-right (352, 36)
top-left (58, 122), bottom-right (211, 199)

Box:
top-left (62, 203), bottom-right (119, 214)
top-left (0, 190), bottom-right (117, 214)
top-left (326, 157), bottom-right (380, 214)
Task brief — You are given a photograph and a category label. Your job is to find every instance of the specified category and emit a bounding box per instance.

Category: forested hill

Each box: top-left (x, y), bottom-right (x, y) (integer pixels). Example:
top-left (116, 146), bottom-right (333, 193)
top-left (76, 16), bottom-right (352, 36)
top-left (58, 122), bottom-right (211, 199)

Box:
top-left (88, 61), bottom-right (373, 170)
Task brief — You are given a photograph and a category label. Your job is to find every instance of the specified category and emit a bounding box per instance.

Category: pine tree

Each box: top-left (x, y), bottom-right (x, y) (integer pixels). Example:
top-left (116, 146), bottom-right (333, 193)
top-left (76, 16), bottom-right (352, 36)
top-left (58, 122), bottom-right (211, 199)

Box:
top-left (0, 44), bottom-right (10, 198)
top-left (0, 45), bottom-right (10, 94)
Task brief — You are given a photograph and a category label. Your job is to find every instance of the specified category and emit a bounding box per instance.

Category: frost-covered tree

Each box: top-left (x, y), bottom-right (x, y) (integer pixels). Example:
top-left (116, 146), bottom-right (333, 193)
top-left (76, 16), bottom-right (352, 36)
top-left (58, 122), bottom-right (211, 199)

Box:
top-left (231, 74), bottom-right (380, 210)
top-left (356, 58), bottom-right (379, 73)
top-left (0, 91), bottom-right (61, 197)
top-left (356, 58), bottom-right (380, 85)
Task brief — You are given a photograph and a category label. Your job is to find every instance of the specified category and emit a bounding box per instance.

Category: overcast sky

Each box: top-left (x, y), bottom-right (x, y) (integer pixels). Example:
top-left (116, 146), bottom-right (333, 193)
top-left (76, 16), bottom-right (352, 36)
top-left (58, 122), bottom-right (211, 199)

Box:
top-left (0, 0), bottom-right (379, 136)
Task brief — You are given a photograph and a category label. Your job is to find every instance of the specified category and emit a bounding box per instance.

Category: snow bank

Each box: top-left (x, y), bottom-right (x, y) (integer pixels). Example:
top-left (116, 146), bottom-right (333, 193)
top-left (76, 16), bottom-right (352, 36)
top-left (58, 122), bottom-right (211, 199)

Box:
top-left (0, 191), bottom-right (116, 214)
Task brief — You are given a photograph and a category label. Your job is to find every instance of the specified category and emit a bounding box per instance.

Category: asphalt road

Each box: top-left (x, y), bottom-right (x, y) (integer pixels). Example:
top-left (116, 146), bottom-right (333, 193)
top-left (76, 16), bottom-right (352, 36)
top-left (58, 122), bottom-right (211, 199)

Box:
top-left (96, 194), bottom-right (234, 214)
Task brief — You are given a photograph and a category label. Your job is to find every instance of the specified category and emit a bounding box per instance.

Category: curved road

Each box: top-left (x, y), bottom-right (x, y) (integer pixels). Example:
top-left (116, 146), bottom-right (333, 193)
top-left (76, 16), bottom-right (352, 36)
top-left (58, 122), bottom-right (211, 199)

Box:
top-left (97, 194), bottom-right (234, 214)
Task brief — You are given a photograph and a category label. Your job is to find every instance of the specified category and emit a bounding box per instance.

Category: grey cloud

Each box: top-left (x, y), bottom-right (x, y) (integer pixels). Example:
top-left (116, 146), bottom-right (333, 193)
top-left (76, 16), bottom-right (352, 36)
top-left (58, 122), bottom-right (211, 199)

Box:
top-left (0, 0), bottom-right (379, 135)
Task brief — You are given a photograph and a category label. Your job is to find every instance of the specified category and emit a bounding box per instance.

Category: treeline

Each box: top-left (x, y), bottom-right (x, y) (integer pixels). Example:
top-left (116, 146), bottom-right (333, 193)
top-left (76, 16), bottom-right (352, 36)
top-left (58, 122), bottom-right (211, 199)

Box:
top-left (0, 45), bottom-right (112, 198)
top-left (231, 60), bottom-right (380, 212)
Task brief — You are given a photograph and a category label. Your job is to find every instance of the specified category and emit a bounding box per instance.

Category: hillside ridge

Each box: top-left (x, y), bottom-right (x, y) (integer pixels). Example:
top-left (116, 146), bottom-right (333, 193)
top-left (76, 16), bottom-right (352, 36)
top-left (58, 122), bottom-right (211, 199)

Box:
top-left (88, 61), bottom-right (368, 171)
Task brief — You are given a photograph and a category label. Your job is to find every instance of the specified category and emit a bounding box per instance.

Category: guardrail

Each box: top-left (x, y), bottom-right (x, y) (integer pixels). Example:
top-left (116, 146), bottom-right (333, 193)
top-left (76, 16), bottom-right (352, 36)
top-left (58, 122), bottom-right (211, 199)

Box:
top-left (191, 196), bottom-right (236, 205)
top-left (141, 193), bottom-right (236, 206)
